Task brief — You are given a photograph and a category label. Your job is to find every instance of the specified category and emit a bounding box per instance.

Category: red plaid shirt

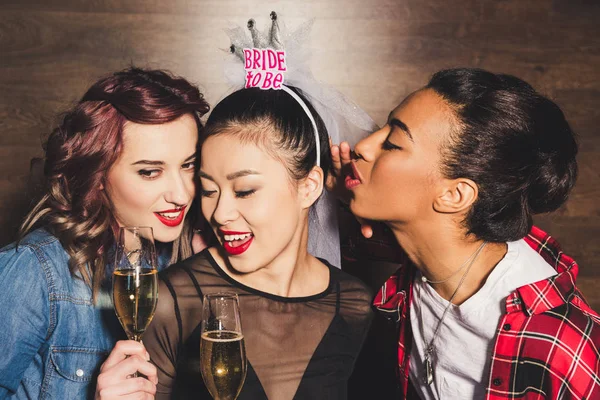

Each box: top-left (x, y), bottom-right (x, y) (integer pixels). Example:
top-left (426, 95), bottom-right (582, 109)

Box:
top-left (345, 224), bottom-right (600, 399)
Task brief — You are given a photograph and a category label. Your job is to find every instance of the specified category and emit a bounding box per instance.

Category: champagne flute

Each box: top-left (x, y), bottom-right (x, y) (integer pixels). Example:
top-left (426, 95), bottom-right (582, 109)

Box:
top-left (112, 226), bottom-right (159, 342)
top-left (200, 293), bottom-right (247, 400)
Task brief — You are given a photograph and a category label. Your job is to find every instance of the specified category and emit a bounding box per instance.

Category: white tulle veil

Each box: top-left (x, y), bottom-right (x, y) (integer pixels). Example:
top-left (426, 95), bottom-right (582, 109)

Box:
top-left (220, 12), bottom-right (377, 267)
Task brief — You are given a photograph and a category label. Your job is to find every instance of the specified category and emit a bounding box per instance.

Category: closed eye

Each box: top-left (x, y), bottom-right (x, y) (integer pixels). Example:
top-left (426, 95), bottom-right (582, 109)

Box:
top-left (235, 189), bottom-right (256, 199)
top-left (382, 138), bottom-right (402, 151)
top-left (200, 189), bottom-right (217, 198)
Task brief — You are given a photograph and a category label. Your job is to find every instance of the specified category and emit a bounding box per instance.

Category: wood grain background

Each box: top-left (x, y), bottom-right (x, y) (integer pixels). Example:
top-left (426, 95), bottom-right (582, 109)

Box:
top-left (0, 0), bottom-right (598, 306)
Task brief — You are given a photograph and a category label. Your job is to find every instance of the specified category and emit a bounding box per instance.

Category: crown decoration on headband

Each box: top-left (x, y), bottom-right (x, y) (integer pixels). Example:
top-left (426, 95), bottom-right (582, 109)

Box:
top-left (225, 12), bottom-right (313, 89)
top-left (231, 12), bottom-right (287, 89)
top-left (242, 47), bottom-right (287, 90)
top-left (228, 12), bottom-right (285, 60)
top-left (228, 12), bottom-right (320, 165)
top-left (224, 12), bottom-right (375, 138)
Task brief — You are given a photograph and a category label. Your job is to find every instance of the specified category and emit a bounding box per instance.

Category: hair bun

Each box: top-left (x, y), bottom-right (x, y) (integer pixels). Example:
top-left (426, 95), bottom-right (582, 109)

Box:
top-left (526, 98), bottom-right (578, 214)
top-left (527, 156), bottom-right (577, 214)
top-left (427, 68), bottom-right (579, 242)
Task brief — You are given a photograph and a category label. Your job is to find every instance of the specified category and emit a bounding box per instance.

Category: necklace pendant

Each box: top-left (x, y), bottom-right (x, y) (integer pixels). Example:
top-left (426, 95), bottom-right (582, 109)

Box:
top-left (424, 356), bottom-right (434, 385)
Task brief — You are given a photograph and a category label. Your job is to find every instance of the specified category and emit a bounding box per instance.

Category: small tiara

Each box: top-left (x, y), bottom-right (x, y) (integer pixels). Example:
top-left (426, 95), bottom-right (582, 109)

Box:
top-left (228, 12), bottom-right (321, 167)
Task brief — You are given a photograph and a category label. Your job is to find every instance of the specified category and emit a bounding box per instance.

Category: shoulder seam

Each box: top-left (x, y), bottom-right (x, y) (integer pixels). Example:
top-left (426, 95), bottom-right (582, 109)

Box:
top-left (16, 241), bottom-right (60, 340)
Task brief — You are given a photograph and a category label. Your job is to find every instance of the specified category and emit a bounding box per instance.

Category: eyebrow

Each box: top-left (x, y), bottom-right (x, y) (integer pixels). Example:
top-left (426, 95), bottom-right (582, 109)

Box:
top-left (198, 169), bottom-right (261, 181)
top-left (387, 113), bottom-right (414, 142)
top-left (131, 153), bottom-right (196, 166)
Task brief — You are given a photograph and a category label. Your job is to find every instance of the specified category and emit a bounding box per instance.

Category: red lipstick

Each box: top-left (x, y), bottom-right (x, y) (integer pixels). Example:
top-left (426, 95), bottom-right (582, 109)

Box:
top-left (345, 162), bottom-right (362, 190)
top-left (223, 237), bottom-right (253, 255)
top-left (220, 230), bottom-right (254, 256)
top-left (219, 230), bottom-right (250, 235)
top-left (154, 206), bottom-right (186, 227)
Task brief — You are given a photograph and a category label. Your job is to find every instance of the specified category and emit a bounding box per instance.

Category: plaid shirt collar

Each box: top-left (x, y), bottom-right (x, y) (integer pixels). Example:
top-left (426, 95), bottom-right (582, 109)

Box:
top-left (515, 225), bottom-right (579, 315)
top-left (374, 225), bottom-right (578, 316)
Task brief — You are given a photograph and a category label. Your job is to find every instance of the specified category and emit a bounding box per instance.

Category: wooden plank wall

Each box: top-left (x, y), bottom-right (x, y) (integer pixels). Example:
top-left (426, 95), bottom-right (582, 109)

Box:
top-left (0, 0), bottom-right (598, 306)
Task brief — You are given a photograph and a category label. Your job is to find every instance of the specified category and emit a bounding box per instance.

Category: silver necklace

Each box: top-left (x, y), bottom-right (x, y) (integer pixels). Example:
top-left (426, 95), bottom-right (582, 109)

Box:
top-left (417, 241), bottom-right (487, 385)
top-left (420, 242), bottom-right (486, 284)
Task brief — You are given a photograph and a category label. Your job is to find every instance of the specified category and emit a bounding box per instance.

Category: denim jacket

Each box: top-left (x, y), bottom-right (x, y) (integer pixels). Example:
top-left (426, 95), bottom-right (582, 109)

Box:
top-left (0, 229), bottom-right (170, 399)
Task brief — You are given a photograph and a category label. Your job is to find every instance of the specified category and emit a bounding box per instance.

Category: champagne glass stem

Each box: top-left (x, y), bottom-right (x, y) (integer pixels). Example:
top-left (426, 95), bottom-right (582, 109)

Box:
top-left (131, 275), bottom-right (141, 378)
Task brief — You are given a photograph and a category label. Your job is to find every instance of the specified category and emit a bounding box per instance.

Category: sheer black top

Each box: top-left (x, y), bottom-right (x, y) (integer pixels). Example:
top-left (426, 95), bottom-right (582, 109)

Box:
top-left (144, 249), bottom-right (373, 400)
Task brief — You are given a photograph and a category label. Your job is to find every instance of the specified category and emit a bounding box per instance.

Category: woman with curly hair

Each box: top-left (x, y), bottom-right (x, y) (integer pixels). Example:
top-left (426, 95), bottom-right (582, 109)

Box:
top-left (0, 67), bottom-right (209, 399)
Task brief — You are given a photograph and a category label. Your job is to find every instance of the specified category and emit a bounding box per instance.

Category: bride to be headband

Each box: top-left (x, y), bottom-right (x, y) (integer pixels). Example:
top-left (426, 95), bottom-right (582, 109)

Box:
top-left (243, 48), bottom-right (286, 89)
top-left (234, 13), bottom-right (321, 167)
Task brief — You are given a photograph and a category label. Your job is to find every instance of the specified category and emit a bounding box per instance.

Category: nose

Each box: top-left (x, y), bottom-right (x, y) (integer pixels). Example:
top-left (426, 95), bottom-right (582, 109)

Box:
top-left (354, 126), bottom-right (387, 162)
top-left (211, 192), bottom-right (239, 227)
top-left (164, 171), bottom-right (192, 206)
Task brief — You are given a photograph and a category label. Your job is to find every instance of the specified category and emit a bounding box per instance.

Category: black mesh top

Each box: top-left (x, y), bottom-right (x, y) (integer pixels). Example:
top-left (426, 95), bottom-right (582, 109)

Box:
top-left (144, 249), bottom-right (373, 400)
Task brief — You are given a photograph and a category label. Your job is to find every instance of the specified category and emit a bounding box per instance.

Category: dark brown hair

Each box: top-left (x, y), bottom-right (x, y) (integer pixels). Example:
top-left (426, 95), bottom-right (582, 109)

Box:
top-left (20, 67), bottom-right (210, 298)
top-left (427, 68), bottom-right (578, 242)
top-left (202, 86), bottom-right (331, 181)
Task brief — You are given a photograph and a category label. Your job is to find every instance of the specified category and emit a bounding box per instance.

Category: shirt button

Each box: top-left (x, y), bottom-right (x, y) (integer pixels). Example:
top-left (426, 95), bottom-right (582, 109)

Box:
top-left (514, 298), bottom-right (522, 305)
top-left (493, 378), bottom-right (502, 386)
top-left (503, 323), bottom-right (511, 331)
top-left (76, 369), bottom-right (84, 377)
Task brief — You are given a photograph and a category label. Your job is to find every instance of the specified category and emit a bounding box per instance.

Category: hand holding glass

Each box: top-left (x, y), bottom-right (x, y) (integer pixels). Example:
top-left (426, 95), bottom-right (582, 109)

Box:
top-left (200, 293), bottom-right (247, 400)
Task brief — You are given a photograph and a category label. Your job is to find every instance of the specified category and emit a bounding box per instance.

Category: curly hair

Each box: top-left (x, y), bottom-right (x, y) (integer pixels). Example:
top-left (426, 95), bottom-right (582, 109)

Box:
top-left (20, 67), bottom-right (210, 298)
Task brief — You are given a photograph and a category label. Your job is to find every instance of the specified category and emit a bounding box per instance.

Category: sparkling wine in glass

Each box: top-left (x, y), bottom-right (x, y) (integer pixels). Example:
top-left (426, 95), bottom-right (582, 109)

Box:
top-left (112, 226), bottom-right (159, 342)
top-left (200, 293), bottom-right (247, 400)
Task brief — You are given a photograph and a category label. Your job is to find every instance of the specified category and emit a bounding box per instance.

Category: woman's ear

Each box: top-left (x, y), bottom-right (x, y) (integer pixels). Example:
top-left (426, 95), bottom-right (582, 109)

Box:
top-left (433, 178), bottom-right (478, 214)
top-left (298, 166), bottom-right (324, 209)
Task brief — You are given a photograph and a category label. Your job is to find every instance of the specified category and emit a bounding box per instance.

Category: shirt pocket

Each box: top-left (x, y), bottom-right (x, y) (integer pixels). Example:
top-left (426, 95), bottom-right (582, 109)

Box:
top-left (48, 346), bottom-right (108, 397)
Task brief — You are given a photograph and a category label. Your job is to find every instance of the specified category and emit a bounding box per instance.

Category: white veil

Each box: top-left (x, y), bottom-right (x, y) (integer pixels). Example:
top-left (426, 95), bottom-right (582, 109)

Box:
top-left (221, 12), bottom-right (377, 267)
